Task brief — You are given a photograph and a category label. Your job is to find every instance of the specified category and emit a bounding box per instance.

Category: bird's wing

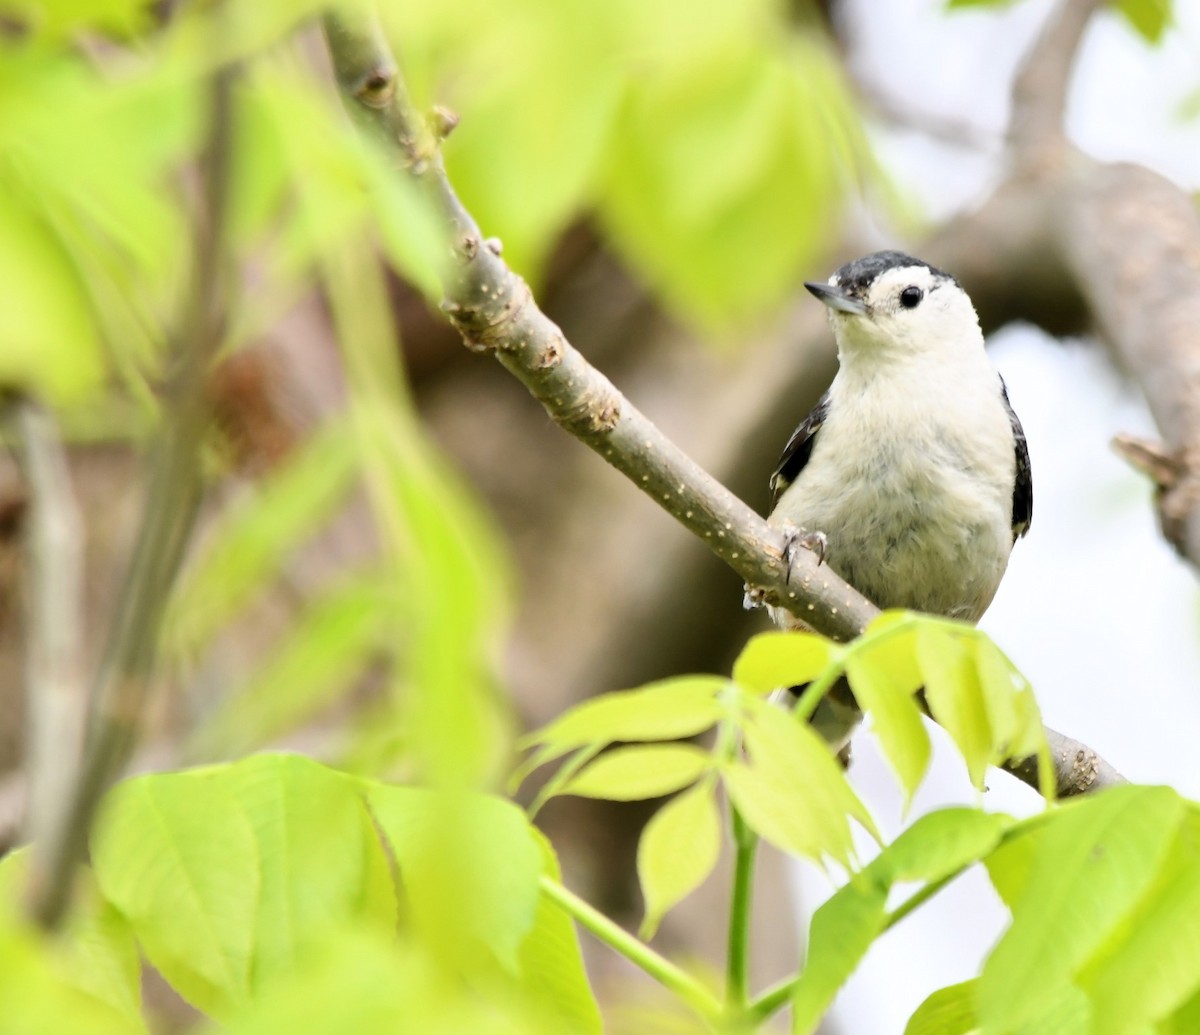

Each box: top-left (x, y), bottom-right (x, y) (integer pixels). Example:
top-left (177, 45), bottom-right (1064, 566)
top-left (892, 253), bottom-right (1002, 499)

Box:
top-left (769, 392), bottom-right (830, 510)
top-left (1001, 378), bottom-right (1032, 540)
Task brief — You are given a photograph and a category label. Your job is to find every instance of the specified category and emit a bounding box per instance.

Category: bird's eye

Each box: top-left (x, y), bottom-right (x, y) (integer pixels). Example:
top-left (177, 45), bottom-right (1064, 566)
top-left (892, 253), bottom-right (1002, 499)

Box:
top-left (899, 286), bottom-right (923, 309)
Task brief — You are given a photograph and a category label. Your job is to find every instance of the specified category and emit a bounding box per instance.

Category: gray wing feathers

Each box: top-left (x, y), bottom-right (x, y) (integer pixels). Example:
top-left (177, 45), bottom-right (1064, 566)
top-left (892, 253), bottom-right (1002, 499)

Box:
top-left (769, 392), bottom-right (830, 510)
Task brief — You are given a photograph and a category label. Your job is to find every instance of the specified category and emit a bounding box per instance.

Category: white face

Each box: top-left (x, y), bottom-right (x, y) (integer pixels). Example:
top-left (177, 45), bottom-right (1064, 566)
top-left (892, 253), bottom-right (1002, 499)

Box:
top-left (829, 264), bottom-right (981, 358)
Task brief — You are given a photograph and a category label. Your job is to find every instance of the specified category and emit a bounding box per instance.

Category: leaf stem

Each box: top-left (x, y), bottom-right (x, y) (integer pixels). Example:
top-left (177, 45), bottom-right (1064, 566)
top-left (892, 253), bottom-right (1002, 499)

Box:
top-left (725, 805), bottom-right (757, 1010)
top-left (538, 874), bottom-right (722, 1023)
top-left (881, 871), bottom-right (957, 932)
top-left (744, 861), bottom-right (968, 1025)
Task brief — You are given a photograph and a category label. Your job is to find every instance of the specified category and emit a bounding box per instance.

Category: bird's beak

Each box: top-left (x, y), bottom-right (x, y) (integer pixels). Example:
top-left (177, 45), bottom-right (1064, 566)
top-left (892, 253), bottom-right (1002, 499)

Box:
top-left (804, 281), bottom-right (869, 316)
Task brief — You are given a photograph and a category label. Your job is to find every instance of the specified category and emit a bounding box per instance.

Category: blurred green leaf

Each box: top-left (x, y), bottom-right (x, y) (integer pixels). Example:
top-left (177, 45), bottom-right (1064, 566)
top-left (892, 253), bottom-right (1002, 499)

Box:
top-left (438, 0), bottom-right (623, 278)
top-left (364, 783), bottom-right (543, 972)
top-left (731, 631), bottom-right (840, 695)
top-left (92, 754), bottom-right (396, 1017)
top-left (520, 833), bottom-right (603, 1034)
top-left (562, 744), bottom-right (712, 801)
top-left (320, 242), bottom-right (513, 784)
top-left (522, 676), bottom-right (729, 755)
top-left (0, 850), bottom-right (144, 1031)
top-left (725, 695), bottom-right (875, 865)
top-left (9, 0), bottom-right (149, 41)
top-left (599, 34), bottom-right (857, 332)
top-left (980, 786), bottom-right (1186, 1032)
top-left (1176, 85), bottom-right (1200, 122)
top-left (186, 574), bottom-right (396, 760)
top-left (904, 980), bottom-right (978, 1035)
top-left (1113, 0), bottom-right (1172, 44)
top-left (166, 421), bottom-right (360, 660)
top-left (0, 191), bottom-right (104, 401)
top-left (211, 926), bottom-right (566, 1035)
top-left (945, 0), bottom-right (1020, 9)
top-left (945, 0), bottom-right (1172, 44)
top-left (247, 61), bottom-right (442, 300)
top-left (0, 918), bottom-right (138, 1035)
top-left (637, 779), bottom-right (722, 939)
top-left (1163, 983), bottom-right (1200, 1034)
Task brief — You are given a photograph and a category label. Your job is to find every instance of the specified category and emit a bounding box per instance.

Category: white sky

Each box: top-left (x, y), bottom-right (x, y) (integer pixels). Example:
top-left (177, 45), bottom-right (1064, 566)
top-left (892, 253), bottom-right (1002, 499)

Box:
top-left (789, 2), bottom-right (1200, 1030)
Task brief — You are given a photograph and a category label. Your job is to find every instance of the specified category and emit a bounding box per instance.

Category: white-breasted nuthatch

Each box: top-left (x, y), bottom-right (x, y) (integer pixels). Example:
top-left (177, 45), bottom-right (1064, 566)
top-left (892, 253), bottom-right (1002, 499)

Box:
top-left (768, 250), bottom-right (1032, 630)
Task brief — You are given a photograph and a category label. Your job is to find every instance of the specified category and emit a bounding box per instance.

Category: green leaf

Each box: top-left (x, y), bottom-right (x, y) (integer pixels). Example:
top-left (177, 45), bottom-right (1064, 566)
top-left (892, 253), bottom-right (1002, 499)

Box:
top-left (972, 635), bottom-right (1044, 762)
top-left (916, 625), bottom-right (992, 789)
top-left (523, 676), bottom-right (729, 754)
top-left (731, 631), bottom-right (839, 695)
top-left (845, 635), bottom-right (930, 802)
top-left (1076, 809), bottom-right (1200, 1034)
top-left (724, 697), bottom-right (875, 865)
top-left (876, 808), bottom-right (1010, 885)
top-left (980, 786), bottom-right (1186, 1032)
top-left (792, 809), bottom-right (1008, 1034)
top-left (637, 779), bottom-right (722, 939)
top-left (1113, 0), bottom-right (1172, 44)
top-left (792, 873), bottom-right (888, 1035)
top-left (91, 755), bottom-right (396, 1017)
top-left (904, 980), bottom-right (978, 1035)
top-left (364, 783), bottom-right (543, 973)
top-left (562, 744), bottom-right (712, 801)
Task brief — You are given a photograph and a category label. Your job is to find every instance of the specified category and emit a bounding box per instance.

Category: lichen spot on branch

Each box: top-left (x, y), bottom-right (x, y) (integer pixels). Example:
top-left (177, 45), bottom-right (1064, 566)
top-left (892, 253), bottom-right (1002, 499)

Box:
top-left (535, 334), bottom-right (564, 370)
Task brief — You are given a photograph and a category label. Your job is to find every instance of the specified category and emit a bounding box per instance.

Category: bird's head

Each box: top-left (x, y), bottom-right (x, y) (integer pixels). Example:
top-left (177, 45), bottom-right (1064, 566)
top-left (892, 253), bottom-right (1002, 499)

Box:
top-left (805, 251), bottom-right (982, 360)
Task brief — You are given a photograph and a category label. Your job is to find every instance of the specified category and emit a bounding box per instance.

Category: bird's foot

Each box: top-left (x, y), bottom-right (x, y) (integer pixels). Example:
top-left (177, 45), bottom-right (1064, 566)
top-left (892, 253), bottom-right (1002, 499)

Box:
top-left (777, 525), bottom-right (825, 583)
top-left (780, 525), bottom-right (827, 581)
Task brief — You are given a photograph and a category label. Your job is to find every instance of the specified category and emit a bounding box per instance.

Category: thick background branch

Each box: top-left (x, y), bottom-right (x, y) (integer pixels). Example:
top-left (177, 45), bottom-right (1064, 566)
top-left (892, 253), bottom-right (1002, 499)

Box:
top-left (4, 399), bottom-right (86, 898)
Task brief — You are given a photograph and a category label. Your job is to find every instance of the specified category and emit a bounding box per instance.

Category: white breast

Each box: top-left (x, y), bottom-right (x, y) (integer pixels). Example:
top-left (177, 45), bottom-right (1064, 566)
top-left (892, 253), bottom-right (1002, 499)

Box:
top-left (770, 354), bottom-right (1016, 622)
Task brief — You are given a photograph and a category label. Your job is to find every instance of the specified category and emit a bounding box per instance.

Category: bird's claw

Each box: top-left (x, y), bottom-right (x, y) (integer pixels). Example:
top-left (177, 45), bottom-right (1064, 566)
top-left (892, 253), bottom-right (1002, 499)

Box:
top-left (781, 526), bottom-right (828, 581)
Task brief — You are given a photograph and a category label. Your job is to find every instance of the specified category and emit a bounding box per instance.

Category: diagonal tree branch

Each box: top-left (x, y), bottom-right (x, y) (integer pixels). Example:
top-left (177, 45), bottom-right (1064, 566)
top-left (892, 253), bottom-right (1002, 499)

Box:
top-left (27, 60), bottom-right (239, 930)
top-left (320, 8), bottom-right (1124, 799)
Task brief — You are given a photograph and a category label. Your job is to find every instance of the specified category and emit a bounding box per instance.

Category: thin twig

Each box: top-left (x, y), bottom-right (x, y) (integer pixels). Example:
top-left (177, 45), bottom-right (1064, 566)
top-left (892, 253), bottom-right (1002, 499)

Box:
top-left (5, 398), bottom-right (87, 894)
top-left (28, 61), bottom-right (238, 929)
top-left (319, 8), bottom-right (1126, 801)
top-left (538, 875), bottom-right (724, 1024)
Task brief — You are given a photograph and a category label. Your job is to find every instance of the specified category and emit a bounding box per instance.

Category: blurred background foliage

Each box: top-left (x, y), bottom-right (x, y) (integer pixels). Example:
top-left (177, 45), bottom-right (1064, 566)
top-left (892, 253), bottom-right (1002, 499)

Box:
top-left (0, 0), bottom-right (878, 789)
